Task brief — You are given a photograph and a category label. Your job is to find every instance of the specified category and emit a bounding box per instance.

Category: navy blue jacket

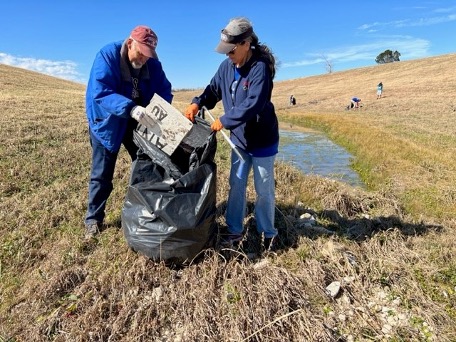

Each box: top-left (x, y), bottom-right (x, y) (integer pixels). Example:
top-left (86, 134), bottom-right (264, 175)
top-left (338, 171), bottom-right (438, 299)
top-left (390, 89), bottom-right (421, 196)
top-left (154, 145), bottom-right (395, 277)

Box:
top-left (192, 55), bottom-right (279, 153)
top-left (86, 40), bottom-right (173, 152)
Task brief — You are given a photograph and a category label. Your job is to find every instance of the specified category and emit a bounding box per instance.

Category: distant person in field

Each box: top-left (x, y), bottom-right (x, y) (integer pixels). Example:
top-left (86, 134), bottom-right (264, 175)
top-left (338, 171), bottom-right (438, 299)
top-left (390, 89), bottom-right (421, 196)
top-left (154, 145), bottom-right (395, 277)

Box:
top-left (184, 17), bottom-right (279, 253)
top-left (350, 97), bottom-right (362, 109)
top-left (377, 82), bottom-right (383, 99)
top-left (84, 25), bottom-right (173, 239)
top-left (289, 94), bottom-right (296, 106)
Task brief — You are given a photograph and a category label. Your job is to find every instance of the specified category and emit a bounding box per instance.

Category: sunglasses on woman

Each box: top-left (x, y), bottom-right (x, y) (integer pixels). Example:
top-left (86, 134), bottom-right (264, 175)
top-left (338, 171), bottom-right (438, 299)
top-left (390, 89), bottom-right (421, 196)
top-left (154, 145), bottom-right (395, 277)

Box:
top-left (228, 41), bottom-right (246, 55)
top-left (228, 45), bottom-right (238, 55)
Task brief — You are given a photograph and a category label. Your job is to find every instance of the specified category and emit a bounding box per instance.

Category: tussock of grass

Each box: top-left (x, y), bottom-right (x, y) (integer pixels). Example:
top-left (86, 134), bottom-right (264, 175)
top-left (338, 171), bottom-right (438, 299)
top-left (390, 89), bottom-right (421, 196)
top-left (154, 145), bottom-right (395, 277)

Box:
top-left (1, 57), bottom-right (456, 341)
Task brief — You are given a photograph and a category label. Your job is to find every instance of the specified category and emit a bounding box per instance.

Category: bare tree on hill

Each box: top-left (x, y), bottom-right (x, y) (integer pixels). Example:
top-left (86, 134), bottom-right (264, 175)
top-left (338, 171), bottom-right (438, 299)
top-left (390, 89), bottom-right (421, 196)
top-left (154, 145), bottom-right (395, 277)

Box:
top-left (321, 54), bottom-right (334, 73)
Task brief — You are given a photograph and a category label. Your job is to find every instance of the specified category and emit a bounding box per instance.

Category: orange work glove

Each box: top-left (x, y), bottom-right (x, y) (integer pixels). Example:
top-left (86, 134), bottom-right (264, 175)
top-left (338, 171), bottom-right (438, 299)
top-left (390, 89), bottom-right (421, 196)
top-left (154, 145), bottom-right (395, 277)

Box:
top-left (184, 103), bottom-right (199, 122)
top-left (211, 118), bottom-right (223, 131)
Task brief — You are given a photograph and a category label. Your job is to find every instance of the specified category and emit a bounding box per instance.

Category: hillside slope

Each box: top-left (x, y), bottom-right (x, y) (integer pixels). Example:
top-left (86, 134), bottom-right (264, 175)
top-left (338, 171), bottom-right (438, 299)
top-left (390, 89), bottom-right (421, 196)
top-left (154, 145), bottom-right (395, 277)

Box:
top-left (173, 53), bottom-right (456, 117)
top-left (1, 56), bottom-right (455, 341)
top-left (273, 53), bottom-right (456, 114)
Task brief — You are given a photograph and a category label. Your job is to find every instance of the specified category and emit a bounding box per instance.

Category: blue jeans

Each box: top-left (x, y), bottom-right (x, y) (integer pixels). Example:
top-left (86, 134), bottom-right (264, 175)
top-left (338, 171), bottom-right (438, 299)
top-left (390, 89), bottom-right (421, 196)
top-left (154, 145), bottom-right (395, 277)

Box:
top-left (85, 124), bottom-right (138, 225)
top-left (225, 148), bottom-right (277, 239)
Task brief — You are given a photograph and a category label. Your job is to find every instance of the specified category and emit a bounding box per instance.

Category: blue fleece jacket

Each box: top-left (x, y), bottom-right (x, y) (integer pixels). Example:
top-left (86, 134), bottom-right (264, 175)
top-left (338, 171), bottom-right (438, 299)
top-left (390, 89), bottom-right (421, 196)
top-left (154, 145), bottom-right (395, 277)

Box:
top-left (191, 55), bottom-right (279, 154)
top-left (86, 39), bottom-right (173, 152)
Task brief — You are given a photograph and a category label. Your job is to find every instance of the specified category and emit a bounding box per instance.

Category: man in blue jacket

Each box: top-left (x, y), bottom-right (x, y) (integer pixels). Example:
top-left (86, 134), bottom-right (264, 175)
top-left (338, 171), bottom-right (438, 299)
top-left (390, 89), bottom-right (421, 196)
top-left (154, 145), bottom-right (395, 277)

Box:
top-left (84, 25), bottom-right (173, 238)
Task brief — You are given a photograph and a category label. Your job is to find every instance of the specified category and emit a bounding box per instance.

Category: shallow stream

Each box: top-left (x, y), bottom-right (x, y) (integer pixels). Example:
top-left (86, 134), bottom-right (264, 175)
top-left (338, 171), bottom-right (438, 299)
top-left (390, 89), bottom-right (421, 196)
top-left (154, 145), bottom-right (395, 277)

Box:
top-left (278, 129), bottom-right (364, 187)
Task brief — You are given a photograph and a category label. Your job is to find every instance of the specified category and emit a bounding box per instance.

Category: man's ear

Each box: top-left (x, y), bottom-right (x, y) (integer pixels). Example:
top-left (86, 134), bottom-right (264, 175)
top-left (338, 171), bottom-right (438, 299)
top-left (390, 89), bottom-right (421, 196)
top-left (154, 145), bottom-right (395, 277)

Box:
top-left (127, 38), bottom-right (134, 49)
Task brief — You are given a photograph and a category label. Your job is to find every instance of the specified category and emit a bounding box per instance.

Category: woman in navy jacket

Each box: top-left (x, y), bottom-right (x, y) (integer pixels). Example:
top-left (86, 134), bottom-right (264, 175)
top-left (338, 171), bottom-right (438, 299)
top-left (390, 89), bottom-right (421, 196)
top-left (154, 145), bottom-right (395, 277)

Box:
top-left (84, 25), bottom-right (173, 238)
top-left (185, 17), bottom-right (279, 252)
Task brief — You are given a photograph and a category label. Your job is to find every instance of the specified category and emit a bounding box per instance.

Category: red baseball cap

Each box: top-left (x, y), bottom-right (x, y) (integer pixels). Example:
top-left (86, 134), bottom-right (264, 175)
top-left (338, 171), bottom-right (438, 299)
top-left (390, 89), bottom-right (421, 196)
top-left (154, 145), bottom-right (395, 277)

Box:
top-left (130, 25), bottom-right (158, 59)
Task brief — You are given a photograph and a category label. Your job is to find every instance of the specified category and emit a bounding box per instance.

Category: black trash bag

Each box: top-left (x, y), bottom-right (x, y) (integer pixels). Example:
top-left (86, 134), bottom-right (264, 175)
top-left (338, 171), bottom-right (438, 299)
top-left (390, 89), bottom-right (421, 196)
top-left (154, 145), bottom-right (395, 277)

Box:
top-left (122, 117), bottom-right (217, 264)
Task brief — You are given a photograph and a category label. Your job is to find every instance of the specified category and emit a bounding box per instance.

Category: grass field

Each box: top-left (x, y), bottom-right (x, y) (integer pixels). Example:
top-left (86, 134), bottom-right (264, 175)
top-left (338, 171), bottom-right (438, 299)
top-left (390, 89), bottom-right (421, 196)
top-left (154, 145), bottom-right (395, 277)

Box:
top-left (1, 53), bottom-right (455, 341)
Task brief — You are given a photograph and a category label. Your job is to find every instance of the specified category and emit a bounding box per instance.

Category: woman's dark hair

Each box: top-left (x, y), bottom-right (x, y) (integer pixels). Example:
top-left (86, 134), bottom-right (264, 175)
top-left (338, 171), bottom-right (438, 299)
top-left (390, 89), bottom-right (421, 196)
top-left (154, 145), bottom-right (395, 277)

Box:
top-left (249, 33), bottom-right (276, 79)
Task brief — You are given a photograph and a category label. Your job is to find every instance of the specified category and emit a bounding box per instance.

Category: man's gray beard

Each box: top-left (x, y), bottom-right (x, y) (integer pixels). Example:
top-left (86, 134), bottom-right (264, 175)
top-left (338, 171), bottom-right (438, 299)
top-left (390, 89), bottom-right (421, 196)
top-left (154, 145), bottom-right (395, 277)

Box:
top-left (131, 61), bottom-right (143, 69)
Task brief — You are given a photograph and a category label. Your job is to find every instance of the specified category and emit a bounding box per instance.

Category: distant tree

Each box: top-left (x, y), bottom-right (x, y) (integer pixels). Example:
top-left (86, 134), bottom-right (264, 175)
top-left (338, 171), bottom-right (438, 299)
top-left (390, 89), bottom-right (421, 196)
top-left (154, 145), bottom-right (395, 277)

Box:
top-left (392, 50), bottom-right (401, 61)
top-left (320, 54), bottom-right (334, 74)
top-left (375, 50), bottom-right (401, 64)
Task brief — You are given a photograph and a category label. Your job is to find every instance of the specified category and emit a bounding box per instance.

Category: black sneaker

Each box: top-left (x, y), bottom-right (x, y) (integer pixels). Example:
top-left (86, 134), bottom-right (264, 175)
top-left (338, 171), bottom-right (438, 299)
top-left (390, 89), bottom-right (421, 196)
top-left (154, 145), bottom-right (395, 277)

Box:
top-left (219, 233), bottom-right (243, 248)
top-left (85, 222), bottom-right (101, 239)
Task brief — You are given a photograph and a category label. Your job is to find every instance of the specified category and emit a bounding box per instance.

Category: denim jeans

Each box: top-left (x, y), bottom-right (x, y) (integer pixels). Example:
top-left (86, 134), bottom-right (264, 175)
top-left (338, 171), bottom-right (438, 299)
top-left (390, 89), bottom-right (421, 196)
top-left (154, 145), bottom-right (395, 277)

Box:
top-left (85, 123), bottom-right (138, 225)
top-left (225, 148), bottom-right (277, 239)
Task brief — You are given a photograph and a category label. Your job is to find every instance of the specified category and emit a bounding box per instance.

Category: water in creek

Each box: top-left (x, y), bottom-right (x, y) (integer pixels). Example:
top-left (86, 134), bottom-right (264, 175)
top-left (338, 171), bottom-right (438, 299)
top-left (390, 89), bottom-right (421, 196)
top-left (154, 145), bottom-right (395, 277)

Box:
top-left (278, 129), bottom-right (364, 187)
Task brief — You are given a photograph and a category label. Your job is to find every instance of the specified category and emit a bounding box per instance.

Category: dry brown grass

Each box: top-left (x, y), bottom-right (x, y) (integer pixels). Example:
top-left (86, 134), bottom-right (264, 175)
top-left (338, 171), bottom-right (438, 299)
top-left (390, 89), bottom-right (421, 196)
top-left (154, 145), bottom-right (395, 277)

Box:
top-left (274, 54), bottom-right (456, 221)
top-left (1, 56), bottom-right (456, 342)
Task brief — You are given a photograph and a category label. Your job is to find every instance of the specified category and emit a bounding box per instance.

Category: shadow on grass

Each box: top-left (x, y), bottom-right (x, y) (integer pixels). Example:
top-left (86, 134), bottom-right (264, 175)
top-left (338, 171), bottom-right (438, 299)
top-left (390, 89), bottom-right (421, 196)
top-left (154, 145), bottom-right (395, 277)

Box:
top-left (275, 204), bottom-right (444, 250)
top-left (104, 200), bottom-right (444, 266)
top-left (213, 201), bottom-right (444, 259)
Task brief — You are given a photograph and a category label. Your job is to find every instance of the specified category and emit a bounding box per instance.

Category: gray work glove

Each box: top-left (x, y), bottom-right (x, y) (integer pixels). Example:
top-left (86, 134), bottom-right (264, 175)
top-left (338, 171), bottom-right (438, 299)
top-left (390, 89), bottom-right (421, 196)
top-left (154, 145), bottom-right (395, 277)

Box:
top-left (130, 105), bottom-right (158, 130)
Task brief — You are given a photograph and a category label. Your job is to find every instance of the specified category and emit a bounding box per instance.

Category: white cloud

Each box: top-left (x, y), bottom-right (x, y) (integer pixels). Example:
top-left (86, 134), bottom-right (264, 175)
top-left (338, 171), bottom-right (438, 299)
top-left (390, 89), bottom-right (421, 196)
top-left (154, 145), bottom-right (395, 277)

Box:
top-left (282, 36), bottom-right (430, 69)
top-left (395, 14), bottom-right (456, 27)
top-left (358, 9), bottom-right (456, 31)
top-left (433, 6), bottom-right (456, 14)
top-left (0, 52), bottom-right (84, 83)
top-left (358, 20), bottom-right (409, 31)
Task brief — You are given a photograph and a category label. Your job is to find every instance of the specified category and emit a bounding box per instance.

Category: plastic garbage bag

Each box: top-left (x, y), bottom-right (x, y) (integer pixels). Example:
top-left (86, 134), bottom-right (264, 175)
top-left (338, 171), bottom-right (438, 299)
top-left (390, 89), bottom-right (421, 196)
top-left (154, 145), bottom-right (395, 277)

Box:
top-left (122, 117), bottom-right (217, 264)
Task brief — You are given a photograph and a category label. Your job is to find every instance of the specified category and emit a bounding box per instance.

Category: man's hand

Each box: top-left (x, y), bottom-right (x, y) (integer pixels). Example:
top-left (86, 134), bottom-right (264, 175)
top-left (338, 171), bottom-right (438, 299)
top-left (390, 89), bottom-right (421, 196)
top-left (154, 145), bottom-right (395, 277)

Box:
top-left (184, 103), bottom-right (199, 122)
top-left (211, 118), bottom-right (223, 131)
top-left (130, 105), bottom-right (158, 130)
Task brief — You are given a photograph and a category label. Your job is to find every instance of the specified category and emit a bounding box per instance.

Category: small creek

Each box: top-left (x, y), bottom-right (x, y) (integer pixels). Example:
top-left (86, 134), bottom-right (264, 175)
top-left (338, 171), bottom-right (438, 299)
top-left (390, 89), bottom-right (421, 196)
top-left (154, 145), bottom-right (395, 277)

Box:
top-left (278, 129), bottom-right (364, 187)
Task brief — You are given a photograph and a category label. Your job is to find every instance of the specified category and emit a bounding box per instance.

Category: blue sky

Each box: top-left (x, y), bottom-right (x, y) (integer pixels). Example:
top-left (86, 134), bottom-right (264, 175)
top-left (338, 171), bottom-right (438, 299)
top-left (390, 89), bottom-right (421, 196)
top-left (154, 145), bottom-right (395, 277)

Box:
top-left (0, 1), bottom-right (454, 90)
